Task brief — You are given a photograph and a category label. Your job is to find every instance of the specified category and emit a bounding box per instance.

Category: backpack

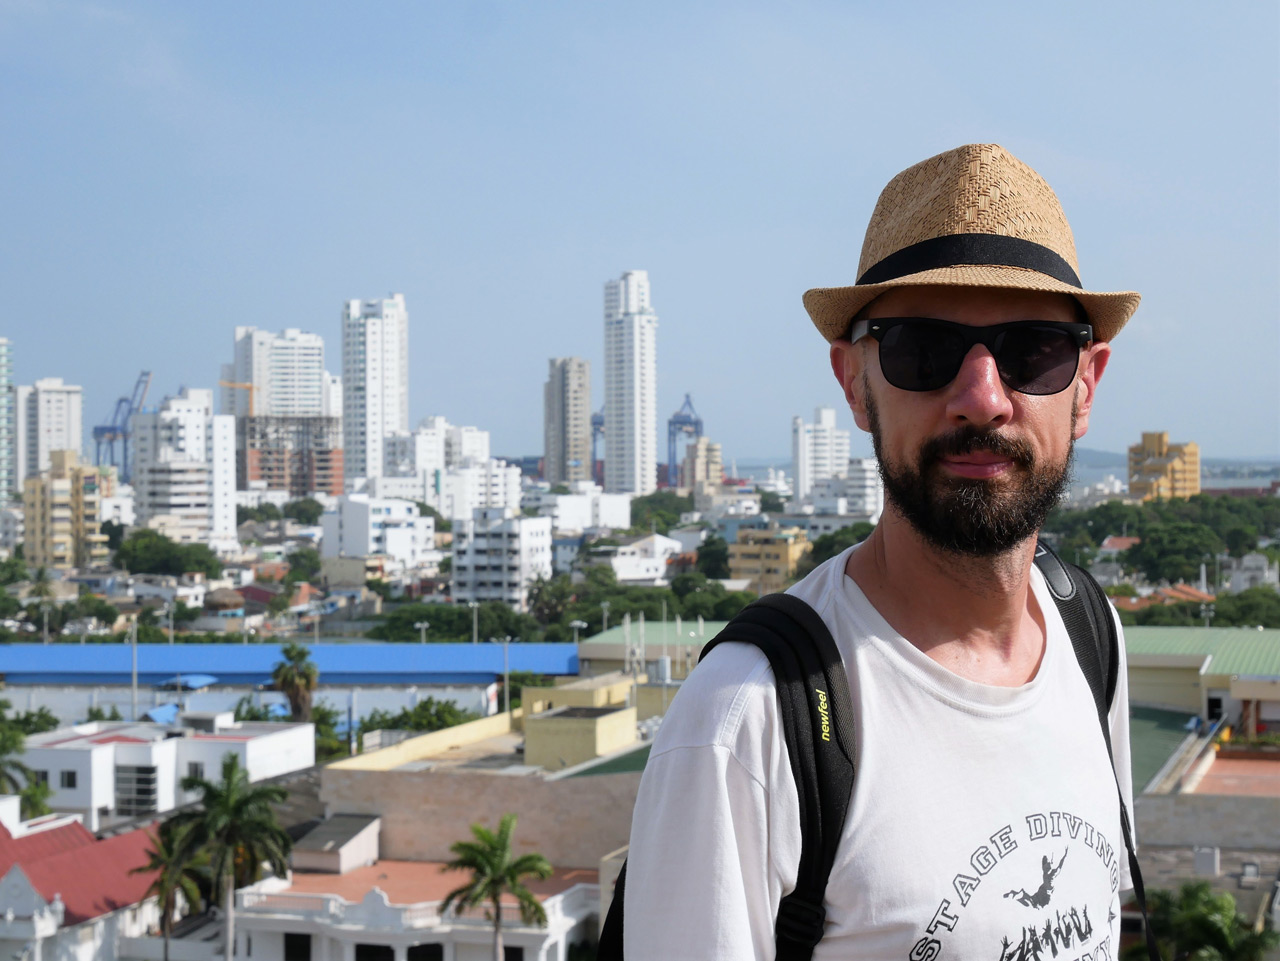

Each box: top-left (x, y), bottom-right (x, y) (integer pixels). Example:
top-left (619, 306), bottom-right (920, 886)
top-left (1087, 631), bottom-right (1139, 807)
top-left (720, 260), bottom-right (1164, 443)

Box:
top-left (597, 540), bottom-right (1160, 961)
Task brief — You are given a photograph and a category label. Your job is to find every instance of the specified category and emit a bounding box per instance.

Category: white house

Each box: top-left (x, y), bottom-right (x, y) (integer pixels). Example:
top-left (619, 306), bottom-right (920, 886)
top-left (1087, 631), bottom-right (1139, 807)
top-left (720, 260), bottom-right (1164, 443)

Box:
top-left (321, 494), bottom-right (436, 572)
top-left (451, 507), bottom-right (553, 612)
top-left (531, 481), bottom-right (631, 533)
top-left (22, 713), bottom-right (314, 832)
top-left (581, 533), bottom-right (682, 587)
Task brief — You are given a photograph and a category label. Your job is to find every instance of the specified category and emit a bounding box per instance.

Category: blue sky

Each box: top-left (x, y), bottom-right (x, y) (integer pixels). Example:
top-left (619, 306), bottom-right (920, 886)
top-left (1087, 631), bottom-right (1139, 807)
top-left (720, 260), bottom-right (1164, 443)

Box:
top-left (2, 0), bottom-right (1277, 466)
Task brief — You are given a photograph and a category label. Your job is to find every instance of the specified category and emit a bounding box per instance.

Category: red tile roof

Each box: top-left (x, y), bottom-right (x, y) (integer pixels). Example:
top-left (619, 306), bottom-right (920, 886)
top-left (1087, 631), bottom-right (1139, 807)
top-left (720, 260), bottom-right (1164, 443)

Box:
top-left (0, 820), bottom-right (160, 924)
top-left (1100, 535), bottom-right (1141, 552)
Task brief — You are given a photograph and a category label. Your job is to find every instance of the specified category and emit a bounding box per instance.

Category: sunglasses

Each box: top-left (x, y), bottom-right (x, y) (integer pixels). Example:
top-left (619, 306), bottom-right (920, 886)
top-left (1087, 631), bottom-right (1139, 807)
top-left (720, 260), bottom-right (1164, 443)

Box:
top-left (849, 317), bottom-right (1094, 396)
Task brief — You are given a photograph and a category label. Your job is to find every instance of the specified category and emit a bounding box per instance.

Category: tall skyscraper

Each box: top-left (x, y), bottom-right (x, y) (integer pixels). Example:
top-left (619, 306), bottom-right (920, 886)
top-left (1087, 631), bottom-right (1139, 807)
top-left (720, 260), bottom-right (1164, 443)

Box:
top-left (220, 327), bottom-right (330, 417)
top-left (792, 407), bottom-right (851, 500)
top-left (342, 294), bottom-right (409, 483)
top-left (544, 357), bottom-right (591, 486)
top-left (0, 339), bottom-right (14, 498)
top-left (16, 377), bottom-right (83, 481)
top-left (603, 271), bottom-right (658, 495)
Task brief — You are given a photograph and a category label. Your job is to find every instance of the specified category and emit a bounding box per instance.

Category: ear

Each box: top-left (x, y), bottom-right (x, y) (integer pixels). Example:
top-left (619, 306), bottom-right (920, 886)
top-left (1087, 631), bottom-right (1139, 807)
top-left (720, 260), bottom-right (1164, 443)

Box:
top-left (830, 340), bottom-right (872, 433)
top-left (1072, 341), bottom-right (1111, 440)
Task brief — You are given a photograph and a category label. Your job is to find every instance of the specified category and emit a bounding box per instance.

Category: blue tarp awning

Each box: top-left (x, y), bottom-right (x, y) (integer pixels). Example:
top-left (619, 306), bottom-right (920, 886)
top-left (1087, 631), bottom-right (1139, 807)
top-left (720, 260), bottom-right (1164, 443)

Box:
top-left (155, 674), bottom-right (219, 690)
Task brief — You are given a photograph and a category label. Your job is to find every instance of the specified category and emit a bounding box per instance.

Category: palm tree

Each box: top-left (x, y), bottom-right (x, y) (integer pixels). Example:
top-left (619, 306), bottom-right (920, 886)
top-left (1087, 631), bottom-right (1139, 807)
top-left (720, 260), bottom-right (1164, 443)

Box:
top-left (1124, 880), bottom-right (1280, 961)
top-left (130, 821), bottom-right (209, 961)
top-left (0, 720), bottom-right (34, 796)
top-left (441, 813), bottom-right (553, 961)
top-left (31, 566), bottom-right (54, 644)
top-left (271, 642), bottom-right (318, 722)
top-left (170, 754), bottom-right (291, 961)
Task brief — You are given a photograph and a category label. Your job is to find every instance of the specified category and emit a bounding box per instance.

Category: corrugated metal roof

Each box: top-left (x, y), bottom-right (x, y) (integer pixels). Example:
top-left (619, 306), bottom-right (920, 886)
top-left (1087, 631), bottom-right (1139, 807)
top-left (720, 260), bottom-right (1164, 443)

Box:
top-left (0, 642), bottom-right (578, 685)
top-left (294, 814), bottom-right (379, 852)
top-left (1125, 626), bottom-right (1280, 677)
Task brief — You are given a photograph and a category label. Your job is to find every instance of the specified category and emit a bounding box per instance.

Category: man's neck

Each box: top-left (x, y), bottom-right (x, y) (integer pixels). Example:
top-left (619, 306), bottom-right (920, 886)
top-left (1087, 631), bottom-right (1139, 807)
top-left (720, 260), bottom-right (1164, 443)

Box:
top-left (844, 508), bottom-right (1047, 687)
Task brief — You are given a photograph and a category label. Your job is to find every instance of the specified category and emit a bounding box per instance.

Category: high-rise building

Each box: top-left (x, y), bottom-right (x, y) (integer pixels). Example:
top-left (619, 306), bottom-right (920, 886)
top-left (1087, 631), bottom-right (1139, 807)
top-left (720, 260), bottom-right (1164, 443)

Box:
top-left (220, 327), bottom-right (330, 417)
top-left (680, 435), bottom-right (723, 493)
top-left (132, 389), bottom-right (237, 551)
top-left (0, 339), bottom-right (14, 498)
top-left (23, 451), bottom-right (110, 570)
top-left (238, 416), bottom-right (344, 498)
top-left (544, 357), bottom-right (591, 486)
top-left (15, 377), bottom-right (83, 481)
top-left (791, 407), bottom-right (851, 500)
top-left (603, 271), bottom-right (658, 495)
top-left (342, 294), bottom-right (409, 484)
top-left (1129, 431), bottom-right (1200, 501)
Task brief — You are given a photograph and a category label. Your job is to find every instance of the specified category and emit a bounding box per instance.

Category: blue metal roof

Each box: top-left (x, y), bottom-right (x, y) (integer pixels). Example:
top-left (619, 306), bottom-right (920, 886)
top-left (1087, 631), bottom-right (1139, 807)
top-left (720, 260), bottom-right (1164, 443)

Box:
top-left (0, 642), bottom-right (579, 686)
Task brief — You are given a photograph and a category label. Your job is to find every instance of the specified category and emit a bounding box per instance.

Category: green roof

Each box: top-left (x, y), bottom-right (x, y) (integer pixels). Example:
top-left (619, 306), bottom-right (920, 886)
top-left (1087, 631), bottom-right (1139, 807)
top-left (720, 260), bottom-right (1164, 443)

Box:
top-left (1128, 706), bottom-right (1194, 792)
top-left (1125, 626), bottom-right (1280, 677)
top-left (568, 743), bottom-right (652, 777)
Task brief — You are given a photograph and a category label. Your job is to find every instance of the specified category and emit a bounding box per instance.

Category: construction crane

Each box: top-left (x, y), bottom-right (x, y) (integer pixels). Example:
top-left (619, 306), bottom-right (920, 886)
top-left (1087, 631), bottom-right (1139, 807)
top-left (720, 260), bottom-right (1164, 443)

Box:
top-left (218, 380), bottom-right (261, 417)
top-left (667, 394), bottom-right (703, 487)
top-left (591, 406), bottom-right (606, 486)
top-left (92, 371), bottom-right (151, 483)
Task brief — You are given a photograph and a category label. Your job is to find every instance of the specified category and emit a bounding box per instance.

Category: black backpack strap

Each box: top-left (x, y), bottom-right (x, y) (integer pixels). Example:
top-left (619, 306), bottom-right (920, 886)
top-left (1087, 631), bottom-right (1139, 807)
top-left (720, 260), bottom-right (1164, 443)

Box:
top-left (596, 594), bottom-right (854, 961)
top-left (1034, 540), bottom-right (1160, 961)
top-left (699, 593), bottom-right (856, 961)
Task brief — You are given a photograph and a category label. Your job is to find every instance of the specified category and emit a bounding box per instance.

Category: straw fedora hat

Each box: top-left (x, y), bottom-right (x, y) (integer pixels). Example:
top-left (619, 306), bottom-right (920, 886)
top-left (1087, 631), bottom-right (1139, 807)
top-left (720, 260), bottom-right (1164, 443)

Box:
top-left (803, 144), bottom-right (1140, 343)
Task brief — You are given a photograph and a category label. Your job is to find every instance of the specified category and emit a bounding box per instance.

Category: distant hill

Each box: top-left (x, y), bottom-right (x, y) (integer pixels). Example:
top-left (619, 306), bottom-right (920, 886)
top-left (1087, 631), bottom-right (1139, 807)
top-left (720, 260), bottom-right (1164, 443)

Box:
top-left (1074, 447), bottom-right (1127, 469)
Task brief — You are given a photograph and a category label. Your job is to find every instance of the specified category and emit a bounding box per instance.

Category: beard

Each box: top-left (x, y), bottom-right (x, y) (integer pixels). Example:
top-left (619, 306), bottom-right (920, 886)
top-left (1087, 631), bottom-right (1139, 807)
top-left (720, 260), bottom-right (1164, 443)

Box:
top-left (865, 386), bottom-right (1075, 557)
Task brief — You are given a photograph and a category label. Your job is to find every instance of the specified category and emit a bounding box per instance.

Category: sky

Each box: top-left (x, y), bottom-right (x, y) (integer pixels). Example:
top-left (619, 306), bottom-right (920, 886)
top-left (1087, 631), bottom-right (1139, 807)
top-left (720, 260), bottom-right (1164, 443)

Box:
top-left (2, 0), bottom-right (1277, 469)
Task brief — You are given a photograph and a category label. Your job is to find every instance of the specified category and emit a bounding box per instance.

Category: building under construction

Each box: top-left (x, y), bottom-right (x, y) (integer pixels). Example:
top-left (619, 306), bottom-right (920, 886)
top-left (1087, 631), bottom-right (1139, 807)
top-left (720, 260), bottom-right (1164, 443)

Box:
top-left (237, 415), bottom-right (344, 498)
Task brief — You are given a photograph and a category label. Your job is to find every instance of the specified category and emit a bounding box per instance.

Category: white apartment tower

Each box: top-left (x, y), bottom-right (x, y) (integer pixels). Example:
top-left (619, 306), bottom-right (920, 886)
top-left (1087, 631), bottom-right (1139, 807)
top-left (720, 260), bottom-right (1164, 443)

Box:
top-left (544, 357), bottom-right (591, 486)
top-left (792, 407), bottom-right (851, 500)
top-left (0, 339), bottom-right (14, 496)
top-left (132, 389), bottom-right (237, 551)
top-left (15, 377), bottom-right (83, 480)
top-left (221, 327), bottom-right (331, 417)
top-left (342, 294), bottom-right (409, 484)
top-left (603, 271), bottom-right (658, 495)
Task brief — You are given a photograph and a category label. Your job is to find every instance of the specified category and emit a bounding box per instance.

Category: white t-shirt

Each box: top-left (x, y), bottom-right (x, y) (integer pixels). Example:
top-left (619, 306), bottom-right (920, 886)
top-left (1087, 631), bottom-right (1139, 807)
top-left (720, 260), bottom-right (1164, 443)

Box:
top-left (625, 545), bottom-right (1135, 961)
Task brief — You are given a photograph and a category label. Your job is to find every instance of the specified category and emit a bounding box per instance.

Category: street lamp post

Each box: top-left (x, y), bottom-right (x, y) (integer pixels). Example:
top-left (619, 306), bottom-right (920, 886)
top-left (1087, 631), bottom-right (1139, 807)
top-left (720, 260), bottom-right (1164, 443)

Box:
top-left (600, 601), bottom-right (610, 634)
top-left (161, 602), bottom-right (175, 645)
top-left (414, 620), bottom-right (430, 644)
top-left (487, 635), bottom-right (512, 716)
top-left (468, 601), bottom-right (478, 644)
top-left (1200, 602), bottom-right (1216, 629)
top-left (41, 601), bottom-right (50, 645)
top-left (569, 619), bottom-right (588, 644)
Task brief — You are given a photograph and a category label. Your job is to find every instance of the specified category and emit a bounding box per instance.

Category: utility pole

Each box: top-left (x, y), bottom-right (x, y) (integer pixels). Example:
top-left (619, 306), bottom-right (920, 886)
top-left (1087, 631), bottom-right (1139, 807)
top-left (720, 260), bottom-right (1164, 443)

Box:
top-left (130, 621), bottom-right (139, 721)
top-left (414, 620), bottom-right (429, 644)
top-left (601, 600), bottom-right (610, 634)
top-left (468, 601), bottom-right (478, 644)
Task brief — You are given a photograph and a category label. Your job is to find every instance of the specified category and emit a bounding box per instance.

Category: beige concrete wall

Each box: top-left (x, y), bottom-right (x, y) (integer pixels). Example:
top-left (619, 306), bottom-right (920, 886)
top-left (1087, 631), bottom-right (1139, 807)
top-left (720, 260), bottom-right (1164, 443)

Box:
top-left (327, 711), bottom-right (519, 772)
top-left (1130, 666), bottom-right (1203, 713)
top-left (636, 684), bottom-right (679, 720)
top-left (1231, 677), bottom-right (1280, 701)
top-left (320, 766), bottom-right (643, 868)
top-left (524, 707), bottom-right (637, 772)
top-left (1136, 795), bottom-right (1280, 849)
top-left (524, 675), bottom-right (635, 711)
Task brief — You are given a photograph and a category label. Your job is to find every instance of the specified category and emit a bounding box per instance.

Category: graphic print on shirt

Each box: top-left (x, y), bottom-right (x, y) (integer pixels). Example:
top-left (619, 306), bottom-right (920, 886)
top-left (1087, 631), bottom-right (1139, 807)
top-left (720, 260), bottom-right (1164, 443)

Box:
top-left (910, 809), bottom-right (1118, 961)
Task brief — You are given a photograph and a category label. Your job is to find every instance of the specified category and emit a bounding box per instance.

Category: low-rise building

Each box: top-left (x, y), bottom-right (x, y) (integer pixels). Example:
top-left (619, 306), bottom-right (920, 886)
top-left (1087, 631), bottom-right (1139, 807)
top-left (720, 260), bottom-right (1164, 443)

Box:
top-left (530, 480), bottom-right (631, 532)
top-left (321, 494), bottom-right (436, 572)
top-left (23, 713), bottom-right (314, 831)
top-left (728, 523), bottom-right (809, 595)
top-left (451, 507), bottom-right (552, 611)
top-left (579, 533), bottom-right (681, 587)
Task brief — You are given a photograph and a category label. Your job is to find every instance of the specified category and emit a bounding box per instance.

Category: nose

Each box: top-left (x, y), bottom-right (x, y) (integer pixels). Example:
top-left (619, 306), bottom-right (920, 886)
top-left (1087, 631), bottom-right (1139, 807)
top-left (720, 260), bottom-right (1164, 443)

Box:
top-left (944, 345), bottom-right (1014, 428)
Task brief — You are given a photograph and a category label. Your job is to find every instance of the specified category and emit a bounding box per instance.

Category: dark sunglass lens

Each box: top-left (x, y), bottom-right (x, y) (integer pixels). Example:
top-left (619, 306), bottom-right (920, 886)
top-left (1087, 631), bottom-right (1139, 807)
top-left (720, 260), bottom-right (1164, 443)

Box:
top-left (879, 322), bottom-right (967, 391)
top-left (995, 326), bottom-right (1080, 395)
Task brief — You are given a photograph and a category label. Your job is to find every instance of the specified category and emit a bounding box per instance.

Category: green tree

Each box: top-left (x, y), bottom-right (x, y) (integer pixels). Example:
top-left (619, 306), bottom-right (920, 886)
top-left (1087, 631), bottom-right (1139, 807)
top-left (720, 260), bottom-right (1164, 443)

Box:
top-left (359, 697), bottom-right (477, 735)
top-left (628, 491), bottom-right (693, 535)
top-left (0, 556), bottom-right (27, 585)
top-left (233, 696), bottom-right (274, 722)
top-left (0, 721), bottom-right (33, 796)
top-left (86, 704), bottom-right (124, 722)
top-left (285, 547), bottom-right (322, 584)
top-left (171, 755), bottom-right (292, 961)
top-left (1122, 522), bottom-right (1223, 584)
top-left (1224, 525), bottom-right (1259, 558)
top-left (116, 529), bottom-right (221, 578)
top-left (282, 498), bottom-right (324, 526)
top-left (130, 821), bottom-right (209, 961)
top-left (272, 642), bottom-right (318, 722)
top-left (266, 593), bottom-right (292, 619)
top-left (311, 702), bottom-right (346, 761)
top-left (9, 706), bottom-right (59, 734)
top-left (760, 490), bottom-right (786, 513)
top-left (101, 519), bottom-right (127, 551)
top-left (1123, 881), bottom-right (1280, 961)
top-left (415, 501), bottom-right (452, 533)
top-left (695, 535), bottom-right (731, 579)
top-left (441, 813), bottom-right (554, 961)
top-left (19, 777), bottom-right (51, 820)
top-left (528, 574), bottom-right (573, 626)
top-left (236, 503), bottom-right (282, 525)
top-left (31, 566), bottom-right (55, 644)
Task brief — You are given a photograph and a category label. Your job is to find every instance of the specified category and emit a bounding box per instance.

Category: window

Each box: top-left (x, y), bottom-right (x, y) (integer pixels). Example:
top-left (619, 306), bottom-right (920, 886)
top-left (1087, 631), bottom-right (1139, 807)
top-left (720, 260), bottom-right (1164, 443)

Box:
top-left (354, 946), bottom-right (393, 961)
top-left (283, 933), bottom-right (311, 961)
top-left (33, 770), bottom-right (48, 785)
top-left (188, 761), bottom-right (205, 781)
top-left (59, 770), bottom-right (76, 789)
top-left (503, 948), bottom-right (524, 961)
top-left (406, 948), bottom-right (443, 961)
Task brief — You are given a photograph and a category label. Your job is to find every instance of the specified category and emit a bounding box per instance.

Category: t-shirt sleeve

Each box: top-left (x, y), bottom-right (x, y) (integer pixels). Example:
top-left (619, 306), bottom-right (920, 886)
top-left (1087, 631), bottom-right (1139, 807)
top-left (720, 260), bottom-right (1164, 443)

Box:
top-left (623, 642), bottom-right (796, 960)
top-left (1106, 602), bottom-right (1136, 891)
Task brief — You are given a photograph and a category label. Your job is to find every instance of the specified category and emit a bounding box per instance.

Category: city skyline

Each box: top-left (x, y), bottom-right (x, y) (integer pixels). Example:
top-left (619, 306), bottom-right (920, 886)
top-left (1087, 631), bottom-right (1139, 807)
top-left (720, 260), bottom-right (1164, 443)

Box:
top-left (1, 2), bottom-right (1276, 463)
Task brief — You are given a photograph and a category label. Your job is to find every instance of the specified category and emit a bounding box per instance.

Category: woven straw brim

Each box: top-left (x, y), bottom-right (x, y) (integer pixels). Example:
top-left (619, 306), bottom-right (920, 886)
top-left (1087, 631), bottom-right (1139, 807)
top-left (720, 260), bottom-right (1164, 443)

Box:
top-left (804, 265), bottom-right (1140, 344)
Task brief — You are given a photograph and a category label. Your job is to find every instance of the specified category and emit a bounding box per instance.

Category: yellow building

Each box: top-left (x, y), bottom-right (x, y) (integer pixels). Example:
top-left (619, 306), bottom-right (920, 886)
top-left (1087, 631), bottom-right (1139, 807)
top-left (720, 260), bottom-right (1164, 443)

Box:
top-left (729, 523), bottom-right (809, 595)
top-left (23, 450), bottom-right (110, 570)
top-left (1128, 432), bottom-right (1200, 501)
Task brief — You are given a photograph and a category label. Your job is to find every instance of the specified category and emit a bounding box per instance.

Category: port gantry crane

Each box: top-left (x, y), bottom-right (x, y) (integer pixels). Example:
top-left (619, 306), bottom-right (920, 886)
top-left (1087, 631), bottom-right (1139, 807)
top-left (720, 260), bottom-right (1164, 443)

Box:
top-left (92, 371), bottom-right (152, 484)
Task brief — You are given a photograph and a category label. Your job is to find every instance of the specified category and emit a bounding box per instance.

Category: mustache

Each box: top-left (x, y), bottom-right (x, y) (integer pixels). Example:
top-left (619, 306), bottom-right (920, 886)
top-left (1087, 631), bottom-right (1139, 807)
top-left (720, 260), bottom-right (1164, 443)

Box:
top-left (919, 428), bottom-right (1036, 471)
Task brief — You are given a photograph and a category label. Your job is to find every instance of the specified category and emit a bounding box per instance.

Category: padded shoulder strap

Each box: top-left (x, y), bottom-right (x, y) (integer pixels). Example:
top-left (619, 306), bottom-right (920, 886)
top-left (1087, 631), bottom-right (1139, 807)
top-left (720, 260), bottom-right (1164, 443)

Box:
top-left (700, 593), bottom-right (855, 961)
top-left (1033, 539), bottom-right (1159, 961)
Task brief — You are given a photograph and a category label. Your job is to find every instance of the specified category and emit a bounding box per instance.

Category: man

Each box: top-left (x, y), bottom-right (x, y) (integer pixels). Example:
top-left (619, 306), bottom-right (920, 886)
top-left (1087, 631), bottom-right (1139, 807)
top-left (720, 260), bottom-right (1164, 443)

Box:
top-left (624, 144), bottom-right (1140, 960)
